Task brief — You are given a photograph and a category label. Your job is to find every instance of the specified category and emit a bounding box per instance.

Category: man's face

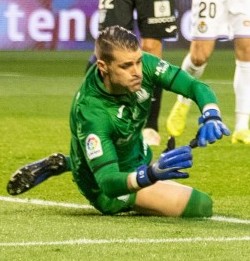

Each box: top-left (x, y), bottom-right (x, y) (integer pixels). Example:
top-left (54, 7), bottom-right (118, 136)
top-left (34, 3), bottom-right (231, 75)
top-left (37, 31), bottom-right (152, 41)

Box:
top-left (105, 48), bottom-right (143, 94)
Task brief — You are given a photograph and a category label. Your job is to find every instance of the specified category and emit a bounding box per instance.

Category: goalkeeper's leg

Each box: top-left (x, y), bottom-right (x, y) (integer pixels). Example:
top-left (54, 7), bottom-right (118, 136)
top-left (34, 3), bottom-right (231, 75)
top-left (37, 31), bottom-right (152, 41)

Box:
top-left (181, 188), bottom-right (213, 217)
top-left (7, 153), bottom-right (70, 195)
top-left (134, 180), bottom-right (213, 217)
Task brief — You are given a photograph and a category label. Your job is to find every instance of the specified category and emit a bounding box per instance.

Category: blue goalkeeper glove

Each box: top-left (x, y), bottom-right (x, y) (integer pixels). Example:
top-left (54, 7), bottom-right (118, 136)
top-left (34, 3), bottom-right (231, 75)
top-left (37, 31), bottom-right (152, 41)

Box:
top-left (197, 109), bottom-right (230, 147)
top-left (136, 146), bottom-right (192, 188)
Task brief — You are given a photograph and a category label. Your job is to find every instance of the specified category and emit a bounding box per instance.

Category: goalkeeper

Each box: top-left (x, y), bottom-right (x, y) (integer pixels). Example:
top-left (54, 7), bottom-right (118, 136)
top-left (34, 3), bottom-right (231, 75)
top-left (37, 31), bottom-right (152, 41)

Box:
top-left (7, 26), bottom-right (230, 218)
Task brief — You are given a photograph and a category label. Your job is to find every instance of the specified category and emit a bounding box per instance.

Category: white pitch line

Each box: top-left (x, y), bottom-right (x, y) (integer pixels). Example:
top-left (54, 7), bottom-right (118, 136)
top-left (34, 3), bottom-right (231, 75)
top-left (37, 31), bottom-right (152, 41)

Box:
top-left (1, 196), bottom-right (250, 224)
top-left (0, 196), bottom-right (93, 210)
top-left (0, 236), bottom-right (249, 247)
top-left (204, 79), bottom-right (232, 85)
top-left (0, 73), bottom-right (22, 77)
top-left (210, 216), bottom-right (250, 224)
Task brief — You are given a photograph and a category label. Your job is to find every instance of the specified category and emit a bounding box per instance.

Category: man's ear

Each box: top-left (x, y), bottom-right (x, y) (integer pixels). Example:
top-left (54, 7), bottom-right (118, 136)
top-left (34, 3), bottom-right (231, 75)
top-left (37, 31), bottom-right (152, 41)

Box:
top-left (97, 59), bottom-right (108, 74)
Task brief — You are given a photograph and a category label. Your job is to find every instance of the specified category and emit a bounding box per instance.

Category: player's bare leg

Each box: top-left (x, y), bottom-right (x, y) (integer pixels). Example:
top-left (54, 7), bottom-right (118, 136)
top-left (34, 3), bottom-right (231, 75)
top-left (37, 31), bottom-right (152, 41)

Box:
top-left (134, 180), bottom-right (213, 217)
top-left (231, 38), bottom-right (250, 144)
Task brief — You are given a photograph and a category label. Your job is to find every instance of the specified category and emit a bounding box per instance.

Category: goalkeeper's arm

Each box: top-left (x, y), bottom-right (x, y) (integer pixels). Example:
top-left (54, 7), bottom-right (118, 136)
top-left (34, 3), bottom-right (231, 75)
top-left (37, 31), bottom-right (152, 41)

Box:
top-left (94, 146), bottom-right (192, 197)
top-left (128, 146), bottom-right (192, 190)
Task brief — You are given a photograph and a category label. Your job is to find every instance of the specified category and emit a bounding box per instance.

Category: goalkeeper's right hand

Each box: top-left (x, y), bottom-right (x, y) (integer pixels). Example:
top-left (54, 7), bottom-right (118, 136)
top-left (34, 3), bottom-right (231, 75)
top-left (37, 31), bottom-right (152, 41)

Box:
top-left (135, 146), bottom-right (192, 188)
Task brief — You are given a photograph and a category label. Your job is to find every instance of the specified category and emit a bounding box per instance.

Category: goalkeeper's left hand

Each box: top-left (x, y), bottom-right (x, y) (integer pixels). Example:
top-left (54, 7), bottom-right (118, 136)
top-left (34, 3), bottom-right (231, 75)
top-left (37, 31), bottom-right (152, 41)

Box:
top-left (197, 108), bottom-right (230, 147)
top-left (135, 146), bottom-right (192, 188)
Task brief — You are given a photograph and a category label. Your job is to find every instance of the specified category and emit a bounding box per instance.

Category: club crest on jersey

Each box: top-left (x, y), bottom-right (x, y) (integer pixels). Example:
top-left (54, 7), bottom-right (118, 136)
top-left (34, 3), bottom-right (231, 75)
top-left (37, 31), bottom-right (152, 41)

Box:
top-left (136, 88), bottom-right (150, 103)
top-left (86, 134), bottom-right (103, 160)
top-left (154, 0), bottom-right (171, 17)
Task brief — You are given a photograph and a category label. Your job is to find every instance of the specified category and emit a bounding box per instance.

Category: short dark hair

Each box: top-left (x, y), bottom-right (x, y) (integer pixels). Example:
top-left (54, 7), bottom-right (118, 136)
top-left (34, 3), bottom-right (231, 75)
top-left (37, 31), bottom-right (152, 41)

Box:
top-left (95, 25), bottom-right (140, 63)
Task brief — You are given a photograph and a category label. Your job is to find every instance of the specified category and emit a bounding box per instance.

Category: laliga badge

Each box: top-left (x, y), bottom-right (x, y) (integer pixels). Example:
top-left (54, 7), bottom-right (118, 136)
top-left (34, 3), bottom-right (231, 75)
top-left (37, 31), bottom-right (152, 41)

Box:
top-left (86, 134), bottom-right (103, 160)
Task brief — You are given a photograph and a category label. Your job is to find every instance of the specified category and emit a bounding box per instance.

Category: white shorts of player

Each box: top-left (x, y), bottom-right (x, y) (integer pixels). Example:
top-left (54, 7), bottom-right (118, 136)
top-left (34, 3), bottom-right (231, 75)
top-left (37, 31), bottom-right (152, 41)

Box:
top-left (190, 0), bottom-right (250, 40)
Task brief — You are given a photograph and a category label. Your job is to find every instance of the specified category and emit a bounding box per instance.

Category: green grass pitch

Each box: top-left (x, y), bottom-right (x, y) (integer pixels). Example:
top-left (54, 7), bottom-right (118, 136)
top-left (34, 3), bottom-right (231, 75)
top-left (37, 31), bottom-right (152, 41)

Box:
top-left (0, 50), bottom-right (249, 260)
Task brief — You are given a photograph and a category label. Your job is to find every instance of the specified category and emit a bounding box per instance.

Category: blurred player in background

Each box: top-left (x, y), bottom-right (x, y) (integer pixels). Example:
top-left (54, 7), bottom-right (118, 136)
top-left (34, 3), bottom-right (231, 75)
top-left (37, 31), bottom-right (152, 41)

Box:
top-left (166, 0), bottom-right (250, 144)
top-left (7, 26), bottom-right (230, 218)
top-left (86, 0), bottom-right (178, 146)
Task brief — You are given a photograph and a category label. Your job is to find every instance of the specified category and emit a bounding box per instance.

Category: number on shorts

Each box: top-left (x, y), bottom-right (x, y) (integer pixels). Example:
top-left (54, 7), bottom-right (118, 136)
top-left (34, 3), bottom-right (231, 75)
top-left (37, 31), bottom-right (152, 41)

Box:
top-left (199, 1), bottom-right (216, 18)
top-left (99, 0), bottom-right (114, 10)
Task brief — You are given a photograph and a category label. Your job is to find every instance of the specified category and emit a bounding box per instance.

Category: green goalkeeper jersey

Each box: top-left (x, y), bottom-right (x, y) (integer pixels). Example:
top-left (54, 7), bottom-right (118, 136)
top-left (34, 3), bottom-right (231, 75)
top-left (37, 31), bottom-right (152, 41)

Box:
top-left (69, 52), bottom-right (217, 209)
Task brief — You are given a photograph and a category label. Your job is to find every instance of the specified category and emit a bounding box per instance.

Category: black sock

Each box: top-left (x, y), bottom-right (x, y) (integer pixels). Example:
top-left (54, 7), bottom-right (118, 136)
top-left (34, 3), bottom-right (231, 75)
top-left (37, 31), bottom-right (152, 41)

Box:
top-left (145, 86), bottom-right (162, 131)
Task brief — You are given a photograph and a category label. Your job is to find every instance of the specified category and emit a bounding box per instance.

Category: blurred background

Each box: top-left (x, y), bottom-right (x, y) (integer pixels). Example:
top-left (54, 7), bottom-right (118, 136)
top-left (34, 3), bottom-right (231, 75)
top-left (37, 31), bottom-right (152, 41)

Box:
top-left (0, 0), bottom-right (233, 51)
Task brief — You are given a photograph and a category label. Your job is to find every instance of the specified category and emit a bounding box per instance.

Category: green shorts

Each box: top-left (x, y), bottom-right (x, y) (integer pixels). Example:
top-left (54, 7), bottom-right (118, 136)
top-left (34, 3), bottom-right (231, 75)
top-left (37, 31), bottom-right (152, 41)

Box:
top-left (92, 192), bottom-right (137, 215)
top-left (72, 168), bottom-right (137, 215)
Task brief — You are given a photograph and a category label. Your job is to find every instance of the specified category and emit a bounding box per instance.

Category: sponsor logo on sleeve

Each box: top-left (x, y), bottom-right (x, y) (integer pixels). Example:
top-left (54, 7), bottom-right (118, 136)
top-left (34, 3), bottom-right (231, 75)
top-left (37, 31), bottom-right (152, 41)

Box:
top-left (86, 134), bottom-right (103, 160)
top-left (155, 60), bottom-right (169, 76)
